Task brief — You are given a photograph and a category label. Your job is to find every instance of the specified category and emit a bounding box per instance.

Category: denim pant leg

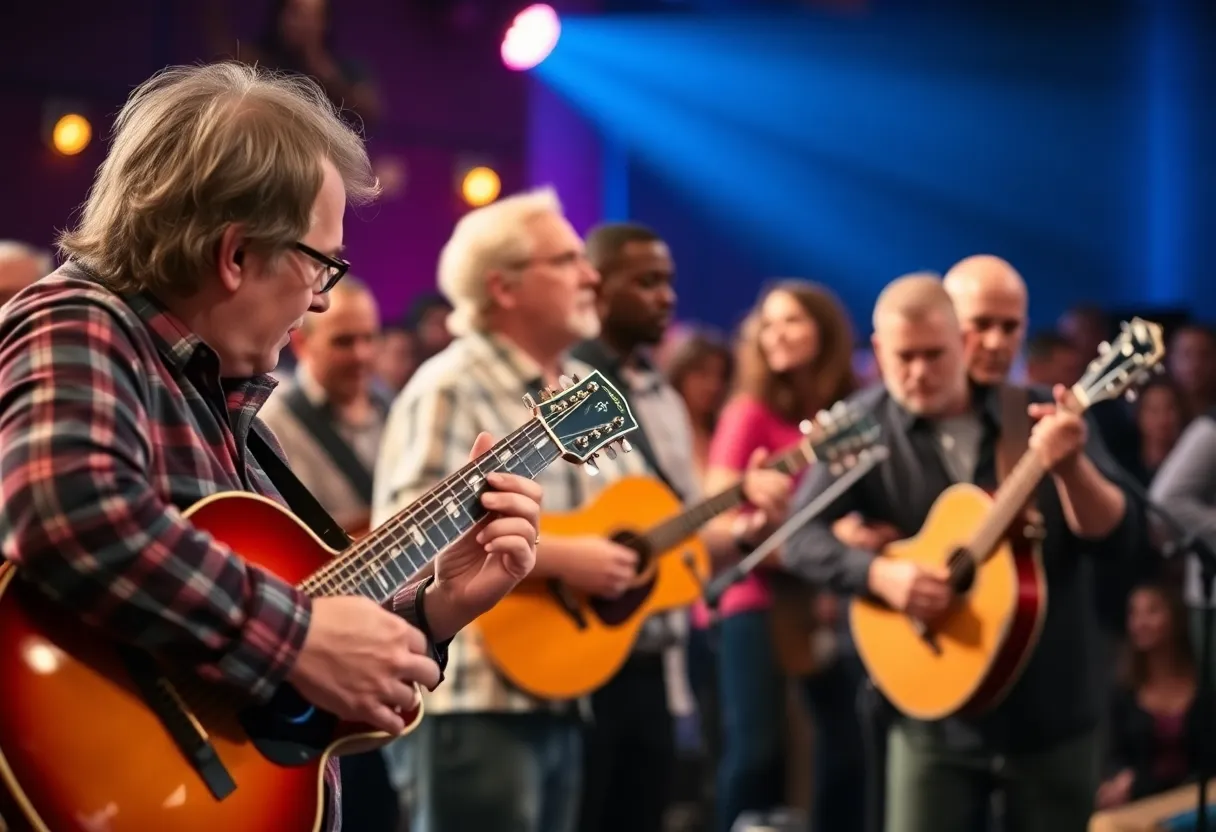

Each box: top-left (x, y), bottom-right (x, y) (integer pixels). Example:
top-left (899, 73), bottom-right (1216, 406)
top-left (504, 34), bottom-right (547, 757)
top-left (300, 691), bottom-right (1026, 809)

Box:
top-left (714, 610), bottom-right (785, 832)
top-left (801, 653), bottom-right (867, 832)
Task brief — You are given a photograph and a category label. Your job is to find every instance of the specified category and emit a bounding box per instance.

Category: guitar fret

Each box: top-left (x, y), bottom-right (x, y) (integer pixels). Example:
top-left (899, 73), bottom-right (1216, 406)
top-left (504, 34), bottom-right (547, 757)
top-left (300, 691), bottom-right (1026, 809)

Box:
top-left (308, 419), bottom-right (563, 603)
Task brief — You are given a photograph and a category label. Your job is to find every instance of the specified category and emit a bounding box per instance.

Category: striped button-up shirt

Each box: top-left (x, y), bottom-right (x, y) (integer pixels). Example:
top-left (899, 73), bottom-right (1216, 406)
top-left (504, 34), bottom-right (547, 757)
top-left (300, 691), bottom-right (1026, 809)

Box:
top-left (0, 264), bottom-right (434, 831)
top-left (372, 330), bottom-right (650, 714)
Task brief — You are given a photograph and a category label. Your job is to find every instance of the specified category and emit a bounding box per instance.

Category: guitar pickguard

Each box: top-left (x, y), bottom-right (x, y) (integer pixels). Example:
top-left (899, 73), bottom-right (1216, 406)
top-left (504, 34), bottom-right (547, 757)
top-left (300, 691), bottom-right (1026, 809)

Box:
top-left (238, 685), bottom-right (338, 767)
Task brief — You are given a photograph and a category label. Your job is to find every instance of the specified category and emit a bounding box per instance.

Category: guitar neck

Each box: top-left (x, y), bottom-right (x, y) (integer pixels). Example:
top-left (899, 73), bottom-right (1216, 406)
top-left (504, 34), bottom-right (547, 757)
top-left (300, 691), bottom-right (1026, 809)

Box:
top-left (967, 442), bottom-right (1049, 562)
top-left (643, 441), bottom-right (813, 554)
top-left (300, 419), bottom-right (562, 603)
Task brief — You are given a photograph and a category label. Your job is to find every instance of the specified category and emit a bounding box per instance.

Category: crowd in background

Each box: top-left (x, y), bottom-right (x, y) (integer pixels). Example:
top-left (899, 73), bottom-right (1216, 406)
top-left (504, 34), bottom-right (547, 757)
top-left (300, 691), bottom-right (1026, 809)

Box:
top-left (2, 229), bottom-right (1213, 832)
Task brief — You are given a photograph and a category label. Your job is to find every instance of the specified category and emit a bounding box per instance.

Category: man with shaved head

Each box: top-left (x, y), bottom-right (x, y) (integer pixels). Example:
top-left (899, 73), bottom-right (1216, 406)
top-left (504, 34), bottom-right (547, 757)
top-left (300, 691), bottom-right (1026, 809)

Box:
top-left (783, 272), bottom-right (1145, 832)
top-left (943, 254), bottom-right (1028, 386)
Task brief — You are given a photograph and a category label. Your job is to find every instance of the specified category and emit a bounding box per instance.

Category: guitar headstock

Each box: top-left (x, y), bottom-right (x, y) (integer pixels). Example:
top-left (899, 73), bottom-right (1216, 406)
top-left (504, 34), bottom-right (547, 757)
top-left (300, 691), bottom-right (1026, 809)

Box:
top-left (526, 371), bottom-right (639, 475)
top-left (799, 400), bottom-right (884, 476)
top-left (1073, 317), bottom-right (1166, 410)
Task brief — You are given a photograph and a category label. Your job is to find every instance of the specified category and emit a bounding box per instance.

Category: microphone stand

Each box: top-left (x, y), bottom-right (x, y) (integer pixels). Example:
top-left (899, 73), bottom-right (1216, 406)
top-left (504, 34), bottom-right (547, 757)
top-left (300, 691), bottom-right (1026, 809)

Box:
top-left (703, 445), bottom-right (890, 612)
top-left (1115, 472), bottom-right (1215, 832)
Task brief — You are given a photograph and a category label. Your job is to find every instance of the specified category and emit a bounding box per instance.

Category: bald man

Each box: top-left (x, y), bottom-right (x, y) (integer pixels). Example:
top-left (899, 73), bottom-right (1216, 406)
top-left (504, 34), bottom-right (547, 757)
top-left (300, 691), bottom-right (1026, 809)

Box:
top-left (261, 276), bottom-right (388, 536)
top-left (0, 241), bottom-right (52, 307)
top-left (943, 255), bottom-right (1028, 386)
top-left (259, 275), bottom-right (399, 832)
top-left (783, 273), bottom-right (1145, 832)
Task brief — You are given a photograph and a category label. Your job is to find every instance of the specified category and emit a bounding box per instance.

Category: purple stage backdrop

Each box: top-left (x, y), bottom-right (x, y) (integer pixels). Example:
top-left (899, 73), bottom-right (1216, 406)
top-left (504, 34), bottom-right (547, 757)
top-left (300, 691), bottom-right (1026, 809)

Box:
top-left (0, 0), bottom-right (541, 322)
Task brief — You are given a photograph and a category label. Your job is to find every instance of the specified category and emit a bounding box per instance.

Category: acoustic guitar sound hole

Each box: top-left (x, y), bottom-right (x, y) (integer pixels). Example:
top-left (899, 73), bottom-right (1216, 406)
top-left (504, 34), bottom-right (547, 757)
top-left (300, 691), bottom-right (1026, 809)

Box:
top-left (946, 547), bottom-right (977, 595)
top-left (586, 532), bottom-right (656, 626)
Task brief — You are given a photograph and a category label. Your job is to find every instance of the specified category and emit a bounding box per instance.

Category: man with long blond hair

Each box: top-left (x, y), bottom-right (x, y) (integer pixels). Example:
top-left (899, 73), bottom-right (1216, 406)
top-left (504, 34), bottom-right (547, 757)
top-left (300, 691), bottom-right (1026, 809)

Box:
top-left (0, 62), bottom-right (541, 831)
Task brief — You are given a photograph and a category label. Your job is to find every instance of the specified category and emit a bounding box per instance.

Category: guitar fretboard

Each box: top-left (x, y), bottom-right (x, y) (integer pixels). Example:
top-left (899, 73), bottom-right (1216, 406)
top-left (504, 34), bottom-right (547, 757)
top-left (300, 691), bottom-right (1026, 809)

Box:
top-left (299, 419), bottom-right (563, 603)
top-left (643, 440), bottom-right (814, 554)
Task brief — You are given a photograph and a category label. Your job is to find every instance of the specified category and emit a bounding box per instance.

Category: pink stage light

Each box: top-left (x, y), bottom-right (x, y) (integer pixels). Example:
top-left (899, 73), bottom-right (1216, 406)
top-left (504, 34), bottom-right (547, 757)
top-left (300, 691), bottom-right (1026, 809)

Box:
top-left (501, 4), bottom-right (561, 71)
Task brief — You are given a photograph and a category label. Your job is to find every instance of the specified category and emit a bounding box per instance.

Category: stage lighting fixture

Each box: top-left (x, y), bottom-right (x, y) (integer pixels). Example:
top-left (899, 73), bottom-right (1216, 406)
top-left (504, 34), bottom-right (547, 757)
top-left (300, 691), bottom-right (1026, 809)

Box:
top-left (51, 113), bottom-right (92, 156)
top-left (462, 166), bottom-right (502, 206)
top-left (501, 3), bottom-right (560, 71)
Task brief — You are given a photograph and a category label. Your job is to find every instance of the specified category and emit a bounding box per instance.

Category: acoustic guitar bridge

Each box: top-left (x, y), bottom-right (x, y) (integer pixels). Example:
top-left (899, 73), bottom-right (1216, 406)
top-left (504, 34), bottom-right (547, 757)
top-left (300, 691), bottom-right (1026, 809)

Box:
top-left (119, 645), bottom-right (236, 800)
top-left (910, 617), bottom-right (943, 655)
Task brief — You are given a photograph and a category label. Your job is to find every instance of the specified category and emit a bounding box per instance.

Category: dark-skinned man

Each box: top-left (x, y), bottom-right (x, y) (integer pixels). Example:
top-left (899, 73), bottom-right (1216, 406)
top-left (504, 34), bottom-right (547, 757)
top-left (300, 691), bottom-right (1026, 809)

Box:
top-left (573, 222), bottom-right (793, 832)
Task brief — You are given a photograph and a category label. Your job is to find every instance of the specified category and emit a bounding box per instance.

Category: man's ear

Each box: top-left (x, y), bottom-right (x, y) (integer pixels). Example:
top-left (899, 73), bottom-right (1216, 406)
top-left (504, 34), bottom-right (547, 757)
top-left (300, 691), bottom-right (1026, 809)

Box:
top-left (484, 269), bottom-right (518, 313)
top-left (216, 225), bottom-right (247, 293)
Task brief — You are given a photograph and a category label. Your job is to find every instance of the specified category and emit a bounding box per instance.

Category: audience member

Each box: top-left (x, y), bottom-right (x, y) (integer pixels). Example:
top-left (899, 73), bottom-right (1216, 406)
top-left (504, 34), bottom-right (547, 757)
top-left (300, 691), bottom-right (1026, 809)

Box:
top-left (0, 241), bottom-right (52, 307)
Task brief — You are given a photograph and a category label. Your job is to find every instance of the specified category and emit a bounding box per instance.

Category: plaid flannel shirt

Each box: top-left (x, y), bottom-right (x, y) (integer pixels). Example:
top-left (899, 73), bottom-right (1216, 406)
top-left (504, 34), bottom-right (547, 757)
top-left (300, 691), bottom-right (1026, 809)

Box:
top-left (0, 264), bottom-right (435, 831)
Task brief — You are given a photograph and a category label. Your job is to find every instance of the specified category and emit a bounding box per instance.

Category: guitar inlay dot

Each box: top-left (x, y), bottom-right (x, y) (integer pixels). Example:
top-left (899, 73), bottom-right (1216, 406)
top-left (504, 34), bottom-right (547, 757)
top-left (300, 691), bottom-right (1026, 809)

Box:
top-left (408, 525), bottom-right (426, 546)
top-left (444, 499), bottom-right (460, 518)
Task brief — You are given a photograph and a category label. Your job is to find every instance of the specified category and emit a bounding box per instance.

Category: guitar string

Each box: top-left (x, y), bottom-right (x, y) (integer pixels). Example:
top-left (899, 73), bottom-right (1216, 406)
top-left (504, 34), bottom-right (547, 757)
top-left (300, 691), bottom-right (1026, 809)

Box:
top-left (299, 418), bottom-right (551, 597)
top-left (304, 389), bottom-right (607, 595)
top-left (174, 398), bottom-right (606, 724)
top-left (300, 399), bottom-right (603, 597)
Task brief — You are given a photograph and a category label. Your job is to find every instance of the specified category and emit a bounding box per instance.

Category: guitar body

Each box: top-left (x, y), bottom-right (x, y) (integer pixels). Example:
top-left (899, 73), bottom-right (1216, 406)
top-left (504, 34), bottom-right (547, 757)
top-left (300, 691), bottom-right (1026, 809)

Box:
top-left (768, 574), bottom-right (821, 677)
top-left (0, 492), bottom-right (420, 832)
top-left (477, 476), bottom-right (710, 700)
top-left (849, 483), bottom-right (1047, 721)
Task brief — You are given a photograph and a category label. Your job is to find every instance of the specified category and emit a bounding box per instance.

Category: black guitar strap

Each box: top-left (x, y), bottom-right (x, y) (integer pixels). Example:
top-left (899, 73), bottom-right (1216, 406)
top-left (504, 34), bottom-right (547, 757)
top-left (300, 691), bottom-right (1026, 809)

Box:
top-left (280, 385), bottom-right (380, 511)
top-left (247, 424), bottom-right (352, 552)
top-left (998, 383), bottom-right (1042, 527)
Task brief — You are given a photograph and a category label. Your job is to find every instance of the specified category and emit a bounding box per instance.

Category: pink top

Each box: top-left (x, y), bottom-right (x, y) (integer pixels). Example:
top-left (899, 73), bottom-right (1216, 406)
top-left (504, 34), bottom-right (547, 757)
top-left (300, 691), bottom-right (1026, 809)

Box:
top-left (693, 395), bottom-right (808, 626)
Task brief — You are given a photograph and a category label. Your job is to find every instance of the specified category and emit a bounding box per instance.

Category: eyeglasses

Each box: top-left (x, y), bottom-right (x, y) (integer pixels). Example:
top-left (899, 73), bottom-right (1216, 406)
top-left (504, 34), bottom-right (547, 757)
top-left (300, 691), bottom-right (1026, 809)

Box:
top-left (295, 242), bottom-right (351, 293)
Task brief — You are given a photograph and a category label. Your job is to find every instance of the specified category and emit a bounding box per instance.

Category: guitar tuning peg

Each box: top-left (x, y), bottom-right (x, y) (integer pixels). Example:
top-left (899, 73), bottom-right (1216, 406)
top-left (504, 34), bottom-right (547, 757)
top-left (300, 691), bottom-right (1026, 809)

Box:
top-left (584, 457), bottom-right (600, 476)
top-left (558, 375), bottom-right (574, 389)
top-left (1098, 340), bottom-right (1111, 355)
top-left (799, 419), bottom-right (813, 436)
top-left (538, 388), bottom-right (553, 402)
top-left (831, 401), bottom-right (849, 416)
top-left (829, 461), bottom-right (843, 476)
top-left (603, 445), bottom-right (618, 460)
top-left (1125, 388), bottom-right (1138, 403)
top-left (620, 438), bottom-right (633, 453)
top-left (522, 393), bottom-right (537, 409)
top-left (571, 373), bottom-right (581, 383)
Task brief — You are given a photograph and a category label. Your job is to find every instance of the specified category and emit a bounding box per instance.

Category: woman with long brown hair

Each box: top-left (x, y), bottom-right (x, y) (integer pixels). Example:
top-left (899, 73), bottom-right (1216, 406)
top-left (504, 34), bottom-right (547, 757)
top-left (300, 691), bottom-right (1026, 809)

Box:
top-left (698, 279), bottom-right (858, 832)
top-left (663, 329), bottom-right (735, 487)
top-left (1096, 580), bottom-right (1210, 812)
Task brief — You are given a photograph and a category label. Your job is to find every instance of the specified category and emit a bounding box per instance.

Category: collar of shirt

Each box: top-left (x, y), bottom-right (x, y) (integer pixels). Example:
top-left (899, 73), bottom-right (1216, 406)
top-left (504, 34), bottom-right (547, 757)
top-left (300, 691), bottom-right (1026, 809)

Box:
top-left (66, 261), bottom-right (278, 417)
top-left (570, 338), bottom-right (664, 388)
top-left (464, 330), bottom-right (585, 395)
top-left (887, 381), bottom-right (1003, 434)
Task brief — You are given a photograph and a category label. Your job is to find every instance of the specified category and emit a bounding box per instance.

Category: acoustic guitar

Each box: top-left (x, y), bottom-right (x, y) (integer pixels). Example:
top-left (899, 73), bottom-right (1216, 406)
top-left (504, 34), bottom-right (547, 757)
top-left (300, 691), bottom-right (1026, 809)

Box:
top-left (477, 401), bottom-right (881, 700)
top-left (0, 372), bottom-right (638, 832)
top-left (850, 318), bottom-right (1165, 721)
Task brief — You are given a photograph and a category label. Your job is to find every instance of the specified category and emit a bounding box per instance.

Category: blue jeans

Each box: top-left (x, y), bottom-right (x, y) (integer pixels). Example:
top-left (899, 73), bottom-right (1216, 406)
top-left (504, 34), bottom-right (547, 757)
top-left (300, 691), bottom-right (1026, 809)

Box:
top-left (801, 653), bottom-right (867, 832)
top-left (715, 610), bottom-right (785, 832)
top-left (405, 713), bottom-right (582, 832)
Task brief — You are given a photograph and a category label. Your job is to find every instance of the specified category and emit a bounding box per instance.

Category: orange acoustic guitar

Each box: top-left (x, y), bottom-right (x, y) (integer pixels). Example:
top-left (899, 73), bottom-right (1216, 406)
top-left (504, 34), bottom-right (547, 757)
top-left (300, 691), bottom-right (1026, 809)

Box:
top-left (850, 318), bottom-right (1165, 721)
top-left (0, 372), bottom-right (638, 832)
top-left (477, 401), bottom-right (882, 700)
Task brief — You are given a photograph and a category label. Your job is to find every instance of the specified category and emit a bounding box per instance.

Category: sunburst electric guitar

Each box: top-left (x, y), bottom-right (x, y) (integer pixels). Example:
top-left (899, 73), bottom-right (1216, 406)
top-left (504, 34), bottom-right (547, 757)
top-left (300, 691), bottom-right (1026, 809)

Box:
top-left (477, 400), bottom-right (882, 700)
top-left (850, 318), bottom-right (1165, 721)
top-left (0, 372), bottom-right (639, 832)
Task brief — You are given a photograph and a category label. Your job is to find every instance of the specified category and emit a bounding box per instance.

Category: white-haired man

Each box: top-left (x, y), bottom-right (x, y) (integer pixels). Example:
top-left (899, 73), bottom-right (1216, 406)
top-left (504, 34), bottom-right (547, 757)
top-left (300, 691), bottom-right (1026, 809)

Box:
top-left (373, 187), bottom-right (654, 832)
top-left (0, 62), bottom-right (541, 832)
